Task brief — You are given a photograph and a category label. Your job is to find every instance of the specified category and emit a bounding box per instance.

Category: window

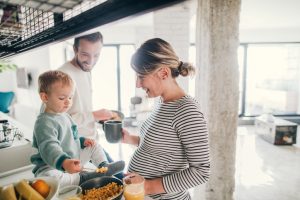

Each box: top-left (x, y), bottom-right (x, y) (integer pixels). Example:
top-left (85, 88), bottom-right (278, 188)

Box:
top-left (243, 43), bottom-right (300, 116)
top-left (190, 43), bottom-right (300, 117)
top-left (92, 44), bottom-right (135, 114)
top-left (189, 45), bottom-right (196, 97)
top-left (92, 46), bottom-right (118, 111)
top-left (238, 45), bottom-right (245, 115)
top-left (120, 45), bottom-right (136, 116)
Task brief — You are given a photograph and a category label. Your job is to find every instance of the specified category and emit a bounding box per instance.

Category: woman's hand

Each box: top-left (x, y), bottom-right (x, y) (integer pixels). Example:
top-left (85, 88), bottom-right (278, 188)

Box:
top-left (124, 173), bottom-right (165, 195)
top-left (62, 159), bottom-right (81, 173)
top-left (144, 177), bottom-right (165, 195)
top-left (122, 129), bottom-right (140, 146)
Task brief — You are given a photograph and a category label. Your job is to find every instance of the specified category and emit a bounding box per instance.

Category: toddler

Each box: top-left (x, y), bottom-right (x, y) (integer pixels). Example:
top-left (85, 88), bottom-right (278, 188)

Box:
top-left (31, 70), bottom-right (124, 187)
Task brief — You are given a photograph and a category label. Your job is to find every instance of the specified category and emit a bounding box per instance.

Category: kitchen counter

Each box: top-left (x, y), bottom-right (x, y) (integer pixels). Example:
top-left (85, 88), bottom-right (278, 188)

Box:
top-left (0, 111), bottom-right (33, 178)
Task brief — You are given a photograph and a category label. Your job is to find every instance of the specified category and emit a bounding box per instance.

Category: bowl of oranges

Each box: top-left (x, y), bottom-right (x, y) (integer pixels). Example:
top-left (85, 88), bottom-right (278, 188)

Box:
top-left (0, 176), bottom-right (59, 200)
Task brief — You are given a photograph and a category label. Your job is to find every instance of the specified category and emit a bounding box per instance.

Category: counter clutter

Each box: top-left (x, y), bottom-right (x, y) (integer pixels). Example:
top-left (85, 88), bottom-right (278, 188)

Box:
top-left (0, 112), bottom-right (33, 178)
top-left (0, 176), bottom-right (154, 200)
top-left (0, 112), bottom-right (154, 200)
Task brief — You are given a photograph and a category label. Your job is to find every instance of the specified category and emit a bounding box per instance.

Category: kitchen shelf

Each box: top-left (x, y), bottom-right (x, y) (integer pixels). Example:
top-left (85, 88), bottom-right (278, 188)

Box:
top-left (0, 0), bottom-right (184, 59)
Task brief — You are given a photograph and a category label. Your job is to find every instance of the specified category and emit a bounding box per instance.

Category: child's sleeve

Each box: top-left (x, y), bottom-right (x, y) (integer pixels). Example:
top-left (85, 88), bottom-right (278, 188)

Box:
top-left (34, 120), bottom-right (71, 171)
top-left (79, 137), bottom-right (86, 149)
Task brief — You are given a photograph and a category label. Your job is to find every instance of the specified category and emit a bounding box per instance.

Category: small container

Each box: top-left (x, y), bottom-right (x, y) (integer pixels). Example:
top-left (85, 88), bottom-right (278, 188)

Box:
top-left (0, 121), bottom-right (20, 148)
top-left (123, 174), bottom-right (145, 200)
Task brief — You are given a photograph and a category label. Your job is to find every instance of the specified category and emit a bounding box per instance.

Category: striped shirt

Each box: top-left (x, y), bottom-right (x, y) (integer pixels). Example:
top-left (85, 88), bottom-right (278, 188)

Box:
top-left (128, 95), bottom-right (210, 200)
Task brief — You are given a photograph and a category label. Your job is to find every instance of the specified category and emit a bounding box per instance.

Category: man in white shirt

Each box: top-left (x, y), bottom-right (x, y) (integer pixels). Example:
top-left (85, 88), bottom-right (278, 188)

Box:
top-left (59, 32), bottom-right (124, 179)
top-left (59, 32), bottom-right (113, 139)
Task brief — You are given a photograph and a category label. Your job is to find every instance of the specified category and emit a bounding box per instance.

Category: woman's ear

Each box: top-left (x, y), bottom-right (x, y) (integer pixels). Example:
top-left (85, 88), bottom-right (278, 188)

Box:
top-left (40, 92), bottom-right (48, 103)
top-left (158, 67), bottom-right (169, 80)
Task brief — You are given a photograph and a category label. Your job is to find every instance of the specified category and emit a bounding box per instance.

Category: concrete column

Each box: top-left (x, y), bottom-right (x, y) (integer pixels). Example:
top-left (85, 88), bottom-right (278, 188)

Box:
top-left (194, 0), bottom-right (241, 200)
top-left (153, 3), bottom-right (191, 93)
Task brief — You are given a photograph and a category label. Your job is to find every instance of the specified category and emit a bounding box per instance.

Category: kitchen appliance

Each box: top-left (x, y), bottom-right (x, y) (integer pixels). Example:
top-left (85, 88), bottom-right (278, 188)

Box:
top-left (130, 96), bottom-right (142, 118)
top-left (0, 119), bottom-right (23, 148)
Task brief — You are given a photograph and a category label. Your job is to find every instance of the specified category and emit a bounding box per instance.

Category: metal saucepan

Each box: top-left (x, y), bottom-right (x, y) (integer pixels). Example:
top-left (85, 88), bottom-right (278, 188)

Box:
top-left (80, 176), bottom-right (123, 200)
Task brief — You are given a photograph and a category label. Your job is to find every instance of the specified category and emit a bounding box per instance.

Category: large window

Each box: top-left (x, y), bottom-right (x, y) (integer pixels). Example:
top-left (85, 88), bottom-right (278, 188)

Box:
top-left (240, 43), bottom-right (300, 117)
top-left (93, 43), bottom-right (300, 118)
top-left (189, 43), bottom-right (300, 117)
top-left (92, 46), bottom-right (118, 111)
top-left (92, 44), bottom-right (135, 114)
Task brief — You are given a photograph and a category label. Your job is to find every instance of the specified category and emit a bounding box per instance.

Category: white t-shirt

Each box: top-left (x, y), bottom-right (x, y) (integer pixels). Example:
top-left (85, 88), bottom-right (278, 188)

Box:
top-left (59, 62), bottom-right (97, 138)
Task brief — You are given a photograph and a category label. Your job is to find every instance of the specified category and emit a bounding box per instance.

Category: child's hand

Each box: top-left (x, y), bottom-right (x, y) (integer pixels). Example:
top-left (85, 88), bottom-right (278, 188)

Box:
top-left (84, 138), bottom-right (95, 147)
top-left (62, 159), bottom-right (81, 173)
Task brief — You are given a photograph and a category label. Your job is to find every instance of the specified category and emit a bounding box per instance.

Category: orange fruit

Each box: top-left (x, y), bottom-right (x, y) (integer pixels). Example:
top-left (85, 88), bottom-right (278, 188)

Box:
top-left (31, 179), bottom-right (50, 198)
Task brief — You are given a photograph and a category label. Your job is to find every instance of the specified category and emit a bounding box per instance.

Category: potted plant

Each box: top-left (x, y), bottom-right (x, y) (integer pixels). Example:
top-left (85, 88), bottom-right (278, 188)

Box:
top-left (0, 59), bottom-right (17, 73)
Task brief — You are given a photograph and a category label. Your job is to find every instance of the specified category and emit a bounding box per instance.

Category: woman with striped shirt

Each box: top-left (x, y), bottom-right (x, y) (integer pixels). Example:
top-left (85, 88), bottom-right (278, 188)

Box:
top-left (122, 38), bottom-right (210, 200)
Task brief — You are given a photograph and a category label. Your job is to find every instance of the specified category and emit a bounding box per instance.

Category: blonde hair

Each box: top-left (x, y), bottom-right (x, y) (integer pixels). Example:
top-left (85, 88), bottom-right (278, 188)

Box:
top-left (131, 38), bottom-right (195, 77)
top-left (38, 70), bottom-right (73, 94)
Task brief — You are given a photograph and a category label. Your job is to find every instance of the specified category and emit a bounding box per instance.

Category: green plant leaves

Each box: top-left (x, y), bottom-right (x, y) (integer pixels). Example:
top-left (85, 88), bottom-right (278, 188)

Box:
top-left (0, 60), bottom-right (17, 73)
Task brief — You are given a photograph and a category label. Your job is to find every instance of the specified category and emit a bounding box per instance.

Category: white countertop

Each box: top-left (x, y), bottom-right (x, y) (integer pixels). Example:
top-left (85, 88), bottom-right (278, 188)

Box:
top-left (0, 111), bottom-right (33, 178)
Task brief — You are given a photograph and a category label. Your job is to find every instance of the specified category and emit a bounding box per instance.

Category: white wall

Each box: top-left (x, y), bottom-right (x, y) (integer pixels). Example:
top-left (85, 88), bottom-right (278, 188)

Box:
top-left (239, 27), bottom-right (300, 43)
top-left (8, 44), bottom-right (66, 129)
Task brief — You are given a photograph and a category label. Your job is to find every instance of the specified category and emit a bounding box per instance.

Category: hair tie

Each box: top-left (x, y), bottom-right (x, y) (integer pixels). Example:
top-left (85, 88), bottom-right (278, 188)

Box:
top-left (178, 61), bottom-right (183, 72)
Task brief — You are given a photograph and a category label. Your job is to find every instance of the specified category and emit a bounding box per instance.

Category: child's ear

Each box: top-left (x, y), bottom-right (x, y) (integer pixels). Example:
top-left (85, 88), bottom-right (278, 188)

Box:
top-left (40, 92), bottom-right (48, 103)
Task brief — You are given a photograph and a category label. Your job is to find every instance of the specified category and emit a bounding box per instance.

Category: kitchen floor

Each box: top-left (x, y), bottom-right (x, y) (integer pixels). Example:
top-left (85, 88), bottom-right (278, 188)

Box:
top-left (234, 126), bottom-right (300, 200)
top-left (1, 126), bottom-right (300, 200)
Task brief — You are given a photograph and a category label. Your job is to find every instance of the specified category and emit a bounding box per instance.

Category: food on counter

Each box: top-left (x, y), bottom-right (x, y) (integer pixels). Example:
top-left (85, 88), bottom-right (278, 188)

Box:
top-left (96, 166), bottom-right (108, 173)
top-left (31, 179), bottom-right (50, 198)
top-left (0, 184), bottom-right (17, 200)
top-left (80, 182), bottom-right (123, 200)
top-left (15, 179), bottom-right (45, 200)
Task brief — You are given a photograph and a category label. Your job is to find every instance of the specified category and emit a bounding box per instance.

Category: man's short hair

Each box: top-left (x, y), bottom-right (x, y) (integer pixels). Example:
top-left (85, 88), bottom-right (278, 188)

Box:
top-left (74, 32), bottom-right (103, 49)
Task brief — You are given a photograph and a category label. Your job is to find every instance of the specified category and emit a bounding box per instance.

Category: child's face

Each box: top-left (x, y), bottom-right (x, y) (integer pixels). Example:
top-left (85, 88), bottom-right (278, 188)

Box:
top-left (41, 81), bottom-right (74, 114)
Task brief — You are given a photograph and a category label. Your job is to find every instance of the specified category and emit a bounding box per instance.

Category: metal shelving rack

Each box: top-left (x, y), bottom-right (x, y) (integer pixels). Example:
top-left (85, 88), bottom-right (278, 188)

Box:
top-left (0, 0), bottom-right (184, 59)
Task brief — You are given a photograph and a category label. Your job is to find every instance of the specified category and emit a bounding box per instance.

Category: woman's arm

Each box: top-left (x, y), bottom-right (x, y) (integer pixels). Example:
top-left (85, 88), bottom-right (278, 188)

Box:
top-left (122, 129), bottom-right (140, 146)
top-left (163, 102), bottom-right (210, 194)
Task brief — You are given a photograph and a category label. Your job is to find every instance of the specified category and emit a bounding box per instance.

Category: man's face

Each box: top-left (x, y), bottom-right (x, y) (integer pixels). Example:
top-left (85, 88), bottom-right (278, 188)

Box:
top-left (74, 39), bottom-right (102, 72)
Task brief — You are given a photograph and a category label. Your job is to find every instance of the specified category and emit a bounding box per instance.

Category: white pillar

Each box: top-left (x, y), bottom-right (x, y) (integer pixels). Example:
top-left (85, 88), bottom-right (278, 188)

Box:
top-left (195, 0), bottom-right (241, 200)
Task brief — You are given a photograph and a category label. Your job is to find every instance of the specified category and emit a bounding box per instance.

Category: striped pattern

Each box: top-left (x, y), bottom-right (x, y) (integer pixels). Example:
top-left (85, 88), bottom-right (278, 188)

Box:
top-left (128, 96), bottom-right (210, 200)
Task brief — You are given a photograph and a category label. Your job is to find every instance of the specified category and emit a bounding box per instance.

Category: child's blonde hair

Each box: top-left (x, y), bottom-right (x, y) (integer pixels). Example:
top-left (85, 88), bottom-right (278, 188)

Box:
top-left (38, 70), bottom-right (73, 94)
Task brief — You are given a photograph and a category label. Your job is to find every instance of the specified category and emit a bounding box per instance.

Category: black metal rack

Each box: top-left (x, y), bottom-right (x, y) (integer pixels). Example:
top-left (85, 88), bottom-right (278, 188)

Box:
top-left (0, 0), bottom-right (184, 59)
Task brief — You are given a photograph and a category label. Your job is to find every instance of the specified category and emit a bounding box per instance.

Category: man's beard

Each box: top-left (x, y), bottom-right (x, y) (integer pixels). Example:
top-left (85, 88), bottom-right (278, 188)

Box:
top-left (75, 56), bottom-right (92, 72)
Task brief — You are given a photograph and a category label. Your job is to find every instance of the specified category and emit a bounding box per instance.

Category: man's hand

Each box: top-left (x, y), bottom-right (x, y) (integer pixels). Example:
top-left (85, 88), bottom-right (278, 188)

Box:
top-left (93, 109), bottom-right (113, 121)
top-left (62, 159), bottom-right (81, 173)
top-left (84, 138), bottom-right (95, 147)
